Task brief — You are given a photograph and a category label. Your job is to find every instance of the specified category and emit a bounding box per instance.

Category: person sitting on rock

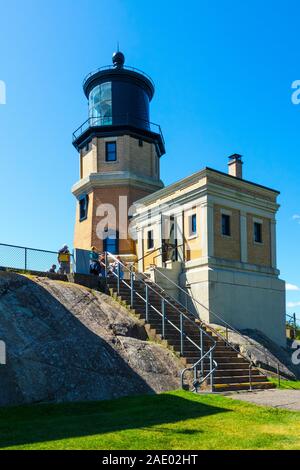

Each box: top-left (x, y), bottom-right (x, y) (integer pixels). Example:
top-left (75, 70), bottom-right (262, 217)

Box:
top-left (48, 264), bottom-right (57, 273)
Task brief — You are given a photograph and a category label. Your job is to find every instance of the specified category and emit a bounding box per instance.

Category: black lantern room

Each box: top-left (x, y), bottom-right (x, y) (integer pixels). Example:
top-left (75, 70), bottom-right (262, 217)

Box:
top-left (72, 52), bottom-right (165, 156)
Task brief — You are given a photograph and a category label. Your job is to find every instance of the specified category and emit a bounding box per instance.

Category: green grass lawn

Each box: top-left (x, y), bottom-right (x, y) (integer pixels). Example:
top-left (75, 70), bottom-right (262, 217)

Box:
top-left (0, 390), bottom-right (300, 450)
top-left (270, 379), bottom-right (300, 390)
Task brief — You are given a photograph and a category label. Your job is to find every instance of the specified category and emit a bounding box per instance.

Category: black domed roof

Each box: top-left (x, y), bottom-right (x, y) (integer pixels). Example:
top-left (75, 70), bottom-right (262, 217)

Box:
top-left (112, 51), bottom-right (125, 69)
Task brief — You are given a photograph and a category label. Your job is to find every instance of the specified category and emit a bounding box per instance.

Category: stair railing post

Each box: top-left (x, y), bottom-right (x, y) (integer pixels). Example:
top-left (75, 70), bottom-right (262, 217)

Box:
top-left (210, 350), bottom-right (214, 393)
top-left (185, 291), bottom-right (188, 315)
top-left (162, 298), bottom-right (165, 339)
top-left (249, 364), bottom-right (252, 391)
top-left (117, 261), bottom-right (120, 295)
top-left (145, 284), bottom-right (149, 323)
top-left (200, 329), bottom-right (204, 378)
top-left (180, 313), bottom-right (184, 356)
top-left (130, 266), bottom-right (134, 308)
top-left (104, 252), bottom-right (108, 278)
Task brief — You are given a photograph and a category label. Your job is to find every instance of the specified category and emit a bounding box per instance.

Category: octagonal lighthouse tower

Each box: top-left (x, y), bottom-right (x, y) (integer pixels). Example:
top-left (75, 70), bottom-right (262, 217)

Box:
top-left (72, 51), bottom-right (165, 255)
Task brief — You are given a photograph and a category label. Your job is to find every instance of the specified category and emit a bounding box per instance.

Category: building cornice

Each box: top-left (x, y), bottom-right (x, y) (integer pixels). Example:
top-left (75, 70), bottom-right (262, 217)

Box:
top-left (134, 167), bottom-right (279, 209)
top-left (132, 172), bottom-right (279, 223)
top-left (72, 171), bottom-right (164, 198)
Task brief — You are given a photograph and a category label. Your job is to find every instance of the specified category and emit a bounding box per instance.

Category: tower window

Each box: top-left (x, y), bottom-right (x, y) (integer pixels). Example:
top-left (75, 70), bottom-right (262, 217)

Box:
top-left (147, 230), bottom-right (154, 250)
top-left (79, 194), bottom-right (89, 222)
top-left (221, 214), bottom-right (231, 236)
top-left (105, 141), bottom-right (117, 162)
top-left (254, 222), bottom-right (263, 243)
top-left (138, 139), bottom-right (143, 147)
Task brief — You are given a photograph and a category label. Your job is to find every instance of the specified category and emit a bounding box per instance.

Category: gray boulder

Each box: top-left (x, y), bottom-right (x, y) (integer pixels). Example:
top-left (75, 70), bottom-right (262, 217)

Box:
top-left (0, 272), bottom-right (181, 406)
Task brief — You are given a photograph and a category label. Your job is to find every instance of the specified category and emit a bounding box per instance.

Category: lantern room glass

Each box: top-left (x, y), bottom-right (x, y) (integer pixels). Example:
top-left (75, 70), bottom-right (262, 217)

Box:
top-left (89, 82), bottom-right (112, 126)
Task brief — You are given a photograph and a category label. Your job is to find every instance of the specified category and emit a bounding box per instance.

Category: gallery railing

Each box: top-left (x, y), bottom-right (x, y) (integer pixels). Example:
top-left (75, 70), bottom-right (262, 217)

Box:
top-left (83, 64), bottom-right (155, 89)
top-left (72, 114), bottom-right (165, 145)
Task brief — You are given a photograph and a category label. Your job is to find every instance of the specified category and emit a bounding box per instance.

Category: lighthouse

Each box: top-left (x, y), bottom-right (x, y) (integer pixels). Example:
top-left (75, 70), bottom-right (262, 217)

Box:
top-left (72, 51), bottom-right (165, 255)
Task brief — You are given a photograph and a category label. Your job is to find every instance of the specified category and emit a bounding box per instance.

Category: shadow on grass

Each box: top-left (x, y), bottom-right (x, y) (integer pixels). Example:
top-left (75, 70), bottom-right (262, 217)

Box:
top-left (0, 393), bottom-right (230, 448)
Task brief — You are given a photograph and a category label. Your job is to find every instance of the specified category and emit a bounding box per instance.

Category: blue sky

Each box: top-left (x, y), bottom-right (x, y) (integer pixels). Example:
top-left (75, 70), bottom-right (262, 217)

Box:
top-left (0, 0), bottom-right (300, 316)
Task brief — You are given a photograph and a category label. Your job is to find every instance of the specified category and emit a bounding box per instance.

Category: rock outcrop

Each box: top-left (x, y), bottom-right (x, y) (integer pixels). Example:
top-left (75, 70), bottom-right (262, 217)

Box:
top-left (0, 272), bottom-right (181, 406)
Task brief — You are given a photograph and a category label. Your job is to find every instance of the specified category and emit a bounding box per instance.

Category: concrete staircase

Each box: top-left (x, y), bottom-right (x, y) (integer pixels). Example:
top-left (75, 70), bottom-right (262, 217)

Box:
top-left (107, 276), bottom-right (275, 392)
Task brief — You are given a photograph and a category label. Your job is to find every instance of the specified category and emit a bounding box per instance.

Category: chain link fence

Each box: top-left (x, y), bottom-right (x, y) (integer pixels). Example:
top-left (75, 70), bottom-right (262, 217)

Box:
top-left (0, 243), bottom-right (72, 273)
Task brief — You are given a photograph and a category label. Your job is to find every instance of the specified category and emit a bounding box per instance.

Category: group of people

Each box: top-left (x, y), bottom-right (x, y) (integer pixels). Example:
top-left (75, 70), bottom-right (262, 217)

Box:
top-left (48, 245), bottom-right (71, 275)
top-left (89, 246), bottom-right (124, 279)
top-left (48, 245), bottom-right (124, 279)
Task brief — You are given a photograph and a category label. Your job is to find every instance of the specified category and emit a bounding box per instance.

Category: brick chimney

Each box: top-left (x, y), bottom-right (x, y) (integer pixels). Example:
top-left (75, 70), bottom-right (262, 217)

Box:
top-left (228, 154), bottom-right (243, 179)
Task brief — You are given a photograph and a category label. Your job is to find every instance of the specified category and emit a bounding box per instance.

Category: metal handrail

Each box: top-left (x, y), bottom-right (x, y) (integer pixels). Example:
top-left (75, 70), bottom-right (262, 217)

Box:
top-left (151, 265), bottom-right (258, 372)
top-left (72, 114), bottom-right (165, 145)
top-left (83, 64), bottom-right (155, 89)
top-left (136, 246), bottom-right (162, 264)
top-left (105, 251), bottom-right (217, 391)
top-left (286, 313), bottom-right (299, 339)
top-left (181, 348), bottom-right (217, 392)
top-left (137, 243), bottom-right (185, 268)
top-left (151, 266), bottom-right (295, 383)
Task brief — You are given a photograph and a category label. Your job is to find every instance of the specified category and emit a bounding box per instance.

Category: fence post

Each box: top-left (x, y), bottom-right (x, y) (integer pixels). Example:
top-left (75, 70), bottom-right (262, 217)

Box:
top-left (185, 291), bottom-right (188, 315)
top-left (200, 329), bottom-right (204, 378)
top-left (249, 364), bottom-right (252, 391)
top-left (277, 363), bottom-right (281, 388)
top-left (130, 267), bottom-right (134, 308)
top-left (180, 313), bottom-right (184, 356)
top-left (162, 298), bottom-right (166, 339)
top-left (210, 350), bottom-right (214, 392)
top-left (117, 262), bottom-right (120, 295)
top-left (24, 248), bottom-right (28, 271)
top-left (104, 252), bottom-right (108, 278)
top-left (145, 284), bottom-right (149, 323)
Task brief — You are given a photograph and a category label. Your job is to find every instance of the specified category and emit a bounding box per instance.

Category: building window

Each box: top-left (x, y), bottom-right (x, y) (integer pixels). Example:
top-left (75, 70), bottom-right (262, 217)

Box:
top-left (222, 214), bottom-right (231, 236)
top-left (139, 139), bottom-right (143, 147)
top-left (147, 230), bottom-right (154, 250)
top-left (189, 214), bottom-right (197, 236)
top-left (85, 142), bottom-right (90, 152)
top-left (254, 222), bottom-right (263, 243)
top-left (79, 194), bottom-right (89, 222)
top-left (105, 141), bottom-right (117, 162)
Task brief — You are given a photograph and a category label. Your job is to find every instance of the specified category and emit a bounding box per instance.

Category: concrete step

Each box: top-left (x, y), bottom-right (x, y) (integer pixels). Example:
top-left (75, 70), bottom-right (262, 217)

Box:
top-left (188, 356), bottom-right (247, 364)
top-left (183, 348), bottom-right (238, 362)
top-left (213, 382), bottom-right (276, 392)
top-left (214, 375), bottom-right (267, 384)
top-left (208, 368), bottom-right (261, 377)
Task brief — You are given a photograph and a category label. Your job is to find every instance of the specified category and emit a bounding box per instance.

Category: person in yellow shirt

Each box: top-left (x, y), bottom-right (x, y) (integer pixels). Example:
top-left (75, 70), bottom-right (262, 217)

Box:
top-left (58, 245), bottom-right (71, 274)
